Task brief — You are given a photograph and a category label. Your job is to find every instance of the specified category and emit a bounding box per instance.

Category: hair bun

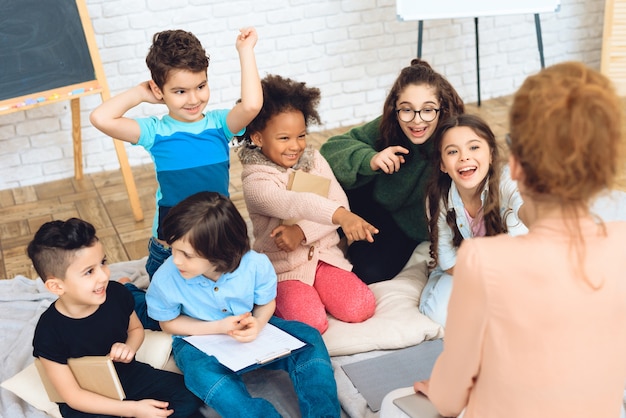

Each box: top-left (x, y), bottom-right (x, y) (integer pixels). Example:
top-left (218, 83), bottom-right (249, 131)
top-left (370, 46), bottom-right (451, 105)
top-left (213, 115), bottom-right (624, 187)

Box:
top-left (410, 58), bottom-right (433, 70)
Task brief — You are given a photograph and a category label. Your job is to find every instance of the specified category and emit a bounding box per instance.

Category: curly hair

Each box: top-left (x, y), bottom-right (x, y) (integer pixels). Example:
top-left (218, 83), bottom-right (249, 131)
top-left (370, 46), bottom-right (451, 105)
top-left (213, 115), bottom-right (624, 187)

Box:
top-left (426, 114), bottom-right (504, 268)
top-left (509, 61), bottom-right (621, 204)
top-left (27, 218), bottom-right (98, 281)
top-left (146, 30), bottom-right (209, 89)
top-left (509, 62), bottom-right (622, 286)
top-left (378, 58), bottom-right (465, 152)
top-left (242, 74), bottom-right (321, 141)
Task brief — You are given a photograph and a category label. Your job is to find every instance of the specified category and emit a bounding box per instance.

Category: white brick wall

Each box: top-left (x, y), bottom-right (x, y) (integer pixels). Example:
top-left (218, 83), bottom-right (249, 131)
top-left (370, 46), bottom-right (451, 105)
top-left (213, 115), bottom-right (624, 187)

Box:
top-left (0, 0), bottom-right (605, 190)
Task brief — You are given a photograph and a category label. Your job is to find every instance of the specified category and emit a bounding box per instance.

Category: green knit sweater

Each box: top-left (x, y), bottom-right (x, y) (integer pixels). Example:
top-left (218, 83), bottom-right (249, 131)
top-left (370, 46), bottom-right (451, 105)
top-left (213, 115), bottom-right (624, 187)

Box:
top-left (319, 116), bottom-right (434, 242)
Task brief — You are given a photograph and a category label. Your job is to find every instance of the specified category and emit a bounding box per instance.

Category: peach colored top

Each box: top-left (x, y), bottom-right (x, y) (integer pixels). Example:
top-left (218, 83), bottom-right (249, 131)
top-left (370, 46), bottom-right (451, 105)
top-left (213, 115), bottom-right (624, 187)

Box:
top-left (429, 217), bottom-right (626, 418)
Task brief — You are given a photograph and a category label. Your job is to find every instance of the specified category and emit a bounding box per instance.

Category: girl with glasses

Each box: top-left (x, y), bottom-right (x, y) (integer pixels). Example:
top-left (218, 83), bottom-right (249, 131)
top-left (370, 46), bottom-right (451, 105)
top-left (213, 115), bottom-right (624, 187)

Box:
top-left (320, 59), bottom-right (465, 284)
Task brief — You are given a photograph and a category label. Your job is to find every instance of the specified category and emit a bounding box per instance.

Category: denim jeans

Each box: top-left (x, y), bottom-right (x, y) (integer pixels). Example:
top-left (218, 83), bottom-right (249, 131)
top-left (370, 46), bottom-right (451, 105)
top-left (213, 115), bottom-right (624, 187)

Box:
top-left (418, 269), bottom-right (453, 327)
top-left (123, 237), bottom-right (172, 330)
top-left (172, 316), bottom-right (340, 418)
top-left (124, 282), bottom-right (161, 331)
top-left (146, 236), bottom-right (172, 280)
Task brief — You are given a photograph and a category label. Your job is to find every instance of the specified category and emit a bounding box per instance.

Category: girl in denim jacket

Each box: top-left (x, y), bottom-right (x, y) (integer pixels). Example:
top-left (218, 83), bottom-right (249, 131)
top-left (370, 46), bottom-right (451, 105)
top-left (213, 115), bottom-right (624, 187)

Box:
top-left (418, 114), bottom-right (527, 326)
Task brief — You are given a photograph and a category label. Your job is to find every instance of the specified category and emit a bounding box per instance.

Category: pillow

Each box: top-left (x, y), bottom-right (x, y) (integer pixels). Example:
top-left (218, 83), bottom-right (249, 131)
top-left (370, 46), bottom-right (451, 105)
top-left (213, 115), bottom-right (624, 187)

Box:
top-left (136, 329), bottom-right (173, 369)
top-left (1, 362), bottom-right (62, 418)
top-left (322, 242), bottom-right (444, 356)
top-left (1, 329), bottom-right (173, 418)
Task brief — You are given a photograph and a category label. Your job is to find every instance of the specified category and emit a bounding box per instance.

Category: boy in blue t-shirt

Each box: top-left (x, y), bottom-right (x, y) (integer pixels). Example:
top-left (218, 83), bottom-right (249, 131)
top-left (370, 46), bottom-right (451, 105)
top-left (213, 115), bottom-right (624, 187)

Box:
top-left (146, 191), bottom-right (341, 418)
top-left (91, 29), bottom-right (262, 329)
top-left (90, 28), bottom-right (262, 279)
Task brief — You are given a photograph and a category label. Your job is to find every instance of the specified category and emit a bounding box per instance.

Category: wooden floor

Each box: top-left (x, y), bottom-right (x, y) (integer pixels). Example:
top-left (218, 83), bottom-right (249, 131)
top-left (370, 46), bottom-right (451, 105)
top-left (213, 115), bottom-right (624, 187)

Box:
top-left (1, 95), bottom-right (621, 280)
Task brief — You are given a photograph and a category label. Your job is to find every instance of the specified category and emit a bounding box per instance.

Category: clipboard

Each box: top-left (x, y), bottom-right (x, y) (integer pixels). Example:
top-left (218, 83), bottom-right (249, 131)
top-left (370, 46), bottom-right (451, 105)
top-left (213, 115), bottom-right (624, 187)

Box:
top-left (183, 323), bottom-right (307, 374)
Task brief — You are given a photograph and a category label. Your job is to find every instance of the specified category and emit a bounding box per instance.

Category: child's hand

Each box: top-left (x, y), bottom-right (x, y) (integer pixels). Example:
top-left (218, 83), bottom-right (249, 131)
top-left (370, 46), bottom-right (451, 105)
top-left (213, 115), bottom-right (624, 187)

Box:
top-left (219, 312), bottom-right (252, 334)
top-left (271, 225), bottom-right (305, 252)
top-left (413, 380), bottom-right (430, 397)
top-left (109, 342), bottom-right (136, 363)
top-left (138, 81), bottom-right (164, 105)
top-left (370, 145), bottom-right (409, 174)
top-left (131, 399), bottom-right (174, 417)
top-left (332, 207), bottom-right (379, 243)
top-left (341, 213), bottom-right (379, 244)
top-left (228, 314), bottom-right (261, 343)
top-left (236, 27), bottom-right (258, 52)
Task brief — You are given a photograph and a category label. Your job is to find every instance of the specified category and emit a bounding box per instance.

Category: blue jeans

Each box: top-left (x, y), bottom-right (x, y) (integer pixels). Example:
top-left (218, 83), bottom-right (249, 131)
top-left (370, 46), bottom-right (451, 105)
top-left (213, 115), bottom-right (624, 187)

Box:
top-left (122, 238), bottom-right (172, 330)
top-left (172, 316), bottom-right (341, 418)
top-left (419, 269), bottom-right (453, 327)
top-left (146, 236), bottom-right (172, 279)
top-left (124, 282), bottom-right (161, 331)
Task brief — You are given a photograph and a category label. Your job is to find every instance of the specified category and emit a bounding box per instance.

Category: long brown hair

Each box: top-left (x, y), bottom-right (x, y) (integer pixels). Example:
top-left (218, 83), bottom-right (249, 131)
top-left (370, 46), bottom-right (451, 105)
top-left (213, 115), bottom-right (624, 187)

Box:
top-left (426, 114), bottom-right (504, 268)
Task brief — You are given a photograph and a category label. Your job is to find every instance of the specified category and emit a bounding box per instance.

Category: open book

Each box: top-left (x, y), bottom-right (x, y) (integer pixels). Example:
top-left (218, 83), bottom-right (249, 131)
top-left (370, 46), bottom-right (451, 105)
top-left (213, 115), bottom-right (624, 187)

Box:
top-left (283, 170), bottom-right (331, 226)
top-left (35, 356), bottom-right (125, 402)
top-left (183, 323), bottom-right (306, 373)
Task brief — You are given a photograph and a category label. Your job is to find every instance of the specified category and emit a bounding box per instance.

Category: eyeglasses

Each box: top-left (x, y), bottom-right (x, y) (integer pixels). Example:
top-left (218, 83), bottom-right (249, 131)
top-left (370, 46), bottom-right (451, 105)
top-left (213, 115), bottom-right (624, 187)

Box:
top-left (396, 107), bottom-right (440, 123)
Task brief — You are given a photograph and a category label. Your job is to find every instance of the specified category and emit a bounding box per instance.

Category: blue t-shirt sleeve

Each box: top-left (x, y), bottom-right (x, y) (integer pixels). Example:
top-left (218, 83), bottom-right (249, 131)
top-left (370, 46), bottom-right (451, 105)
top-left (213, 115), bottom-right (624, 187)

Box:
top-left (146, 265), bottom-right (183, 322)
top-left (135, 116), bottom-right (160, 150)
top-left (206, 109), bottom-right (244, 139)
top-left (251, 252), bottom-right (277, 306)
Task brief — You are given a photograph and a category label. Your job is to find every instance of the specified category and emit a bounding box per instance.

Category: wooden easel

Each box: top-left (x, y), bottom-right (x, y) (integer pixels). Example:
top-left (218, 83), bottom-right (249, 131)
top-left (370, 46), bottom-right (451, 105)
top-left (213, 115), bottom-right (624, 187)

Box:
top-left (0, 0), bottom-right (143, 221)
top-left (601, 0), bottom-right (626, 96)
top-left (396, 0), bottom-right (561, 106)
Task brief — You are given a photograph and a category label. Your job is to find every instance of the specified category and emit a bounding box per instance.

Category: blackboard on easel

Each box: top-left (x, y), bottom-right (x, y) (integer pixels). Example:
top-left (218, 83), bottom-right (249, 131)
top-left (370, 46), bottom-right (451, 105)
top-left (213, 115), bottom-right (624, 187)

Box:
top-left (0, 0), bottom-right (143, 221)
top-left (0, 0), bottom-right (102, 112)
top-left (0, 0), bottom-right (97, 103)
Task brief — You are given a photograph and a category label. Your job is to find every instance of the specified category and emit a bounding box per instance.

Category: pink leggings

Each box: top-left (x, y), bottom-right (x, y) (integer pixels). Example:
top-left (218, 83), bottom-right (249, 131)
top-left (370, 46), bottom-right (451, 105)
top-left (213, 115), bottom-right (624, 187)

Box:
top-left (275, 261), bottom-right (376, 334)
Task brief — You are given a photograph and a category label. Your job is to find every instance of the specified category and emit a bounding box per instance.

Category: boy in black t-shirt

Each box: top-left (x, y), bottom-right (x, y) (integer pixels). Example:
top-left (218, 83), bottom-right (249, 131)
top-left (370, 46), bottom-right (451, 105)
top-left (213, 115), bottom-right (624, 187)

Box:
top-left (29, 218), bottom-right (202, 418)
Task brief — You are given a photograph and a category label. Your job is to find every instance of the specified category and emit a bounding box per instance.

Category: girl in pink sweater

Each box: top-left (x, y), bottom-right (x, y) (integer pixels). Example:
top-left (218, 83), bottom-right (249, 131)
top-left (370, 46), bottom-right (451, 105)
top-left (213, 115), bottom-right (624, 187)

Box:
top-left (237, 74), bottom-right (377, 333)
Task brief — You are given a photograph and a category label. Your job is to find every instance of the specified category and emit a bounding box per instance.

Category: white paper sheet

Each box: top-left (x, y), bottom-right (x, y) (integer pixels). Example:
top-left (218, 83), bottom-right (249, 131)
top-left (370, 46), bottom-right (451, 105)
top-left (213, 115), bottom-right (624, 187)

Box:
top-left (183, 323), bottom-right (306, 372)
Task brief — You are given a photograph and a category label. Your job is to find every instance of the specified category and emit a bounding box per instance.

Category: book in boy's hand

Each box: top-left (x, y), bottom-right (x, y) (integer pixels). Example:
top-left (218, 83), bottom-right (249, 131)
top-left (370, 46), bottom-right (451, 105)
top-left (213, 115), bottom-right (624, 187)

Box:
top-left (35, 356), bottom-right (125, 402)
top-left (283, 170), bottom-right (331, 226)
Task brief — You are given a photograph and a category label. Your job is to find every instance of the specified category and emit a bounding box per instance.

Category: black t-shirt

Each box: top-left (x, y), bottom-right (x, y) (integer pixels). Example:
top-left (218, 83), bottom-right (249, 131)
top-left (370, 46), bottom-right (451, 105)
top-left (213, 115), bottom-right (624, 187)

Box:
top-left (33, 281), bottom-right (134, 371)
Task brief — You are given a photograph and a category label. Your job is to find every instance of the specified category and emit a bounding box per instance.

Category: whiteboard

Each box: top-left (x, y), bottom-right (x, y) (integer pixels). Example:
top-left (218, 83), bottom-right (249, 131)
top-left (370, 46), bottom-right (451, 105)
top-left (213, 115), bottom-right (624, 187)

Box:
top-left (396, 0), bottom-right (561, 21)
